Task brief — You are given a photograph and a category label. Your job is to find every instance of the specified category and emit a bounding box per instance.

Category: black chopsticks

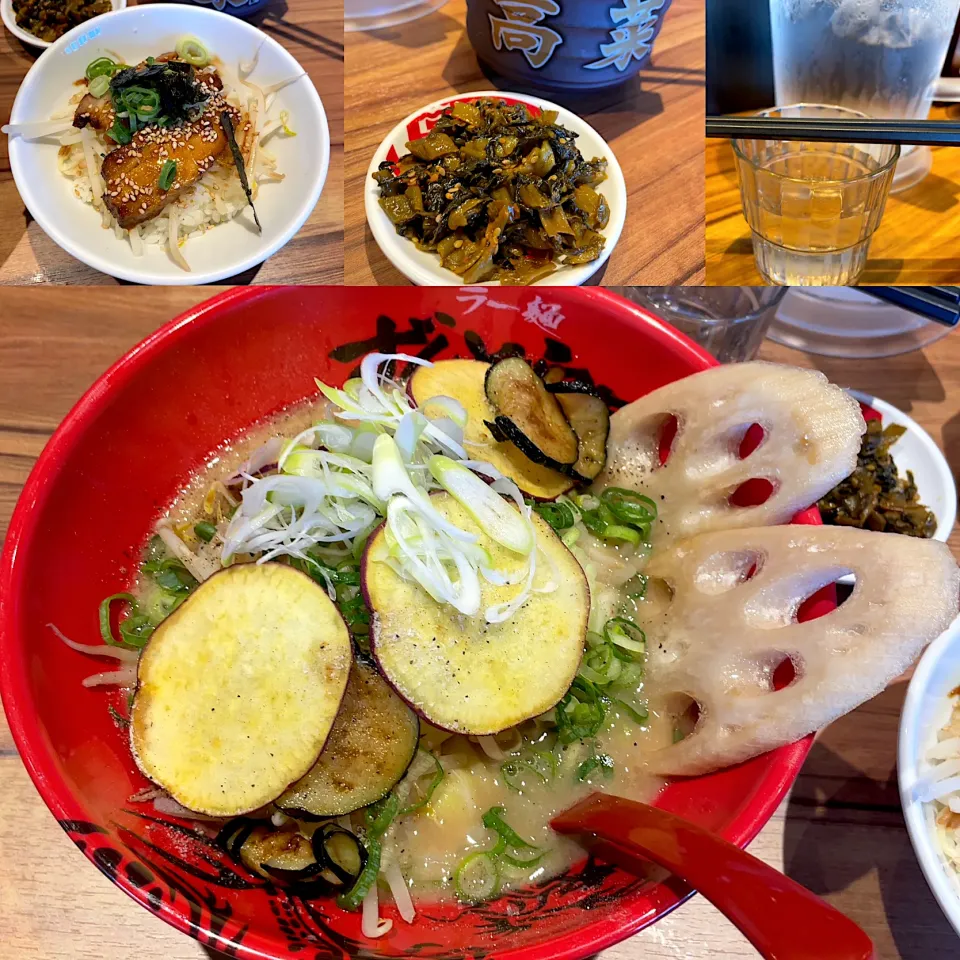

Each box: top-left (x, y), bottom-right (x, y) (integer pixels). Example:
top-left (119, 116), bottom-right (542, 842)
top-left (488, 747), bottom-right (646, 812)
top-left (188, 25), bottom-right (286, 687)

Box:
top-left (706, 116), bottom-right (960, 147)
top-left (861, 287), bottom-right (960, 327)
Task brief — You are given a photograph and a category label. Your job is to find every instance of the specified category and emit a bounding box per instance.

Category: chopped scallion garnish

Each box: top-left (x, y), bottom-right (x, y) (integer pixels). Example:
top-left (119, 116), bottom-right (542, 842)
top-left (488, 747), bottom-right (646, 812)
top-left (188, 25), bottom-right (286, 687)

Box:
top-left (158, 160), bottom-right (177, 191)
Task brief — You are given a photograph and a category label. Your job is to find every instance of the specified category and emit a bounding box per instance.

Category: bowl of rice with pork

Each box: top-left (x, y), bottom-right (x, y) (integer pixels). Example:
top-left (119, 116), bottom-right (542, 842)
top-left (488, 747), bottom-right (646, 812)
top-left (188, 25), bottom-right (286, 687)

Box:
top-left (3, 4), bottom-right (329, 284)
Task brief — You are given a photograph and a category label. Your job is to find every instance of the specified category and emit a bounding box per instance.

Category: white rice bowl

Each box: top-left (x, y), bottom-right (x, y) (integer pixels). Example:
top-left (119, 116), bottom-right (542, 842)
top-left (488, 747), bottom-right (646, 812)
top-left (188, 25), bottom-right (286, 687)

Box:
top-left (5, 4), bottom-right (329, 284)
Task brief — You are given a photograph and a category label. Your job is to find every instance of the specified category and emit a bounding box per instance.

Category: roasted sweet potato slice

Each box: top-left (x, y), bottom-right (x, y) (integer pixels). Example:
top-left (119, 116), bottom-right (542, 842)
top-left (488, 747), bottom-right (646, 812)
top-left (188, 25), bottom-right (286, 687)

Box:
top-left (131, 563), bottom-right (352, 816)
top-left (364, 492), bottom-right (589, 734)
top-left (276, 658), bottom-right (419, 818)
top-left (409, 359), bottom-right (572, 500)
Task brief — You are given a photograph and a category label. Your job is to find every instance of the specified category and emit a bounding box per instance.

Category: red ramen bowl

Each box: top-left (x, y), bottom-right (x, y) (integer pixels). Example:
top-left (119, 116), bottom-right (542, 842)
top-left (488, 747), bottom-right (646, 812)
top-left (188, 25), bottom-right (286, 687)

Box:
top-left (0, 286), bottom-right (821, 959)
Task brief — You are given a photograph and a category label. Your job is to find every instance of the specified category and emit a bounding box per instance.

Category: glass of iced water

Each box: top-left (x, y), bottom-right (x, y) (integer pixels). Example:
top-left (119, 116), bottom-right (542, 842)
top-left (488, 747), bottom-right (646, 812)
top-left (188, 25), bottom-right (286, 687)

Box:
top-left (769, 0), bottom-right (960, 190)
top-left (732, 104), bottom-right (899, 286)
top-left (621, 288), bottom-right (789, 363)
top-left (345, 0), bottom-right (448, 31)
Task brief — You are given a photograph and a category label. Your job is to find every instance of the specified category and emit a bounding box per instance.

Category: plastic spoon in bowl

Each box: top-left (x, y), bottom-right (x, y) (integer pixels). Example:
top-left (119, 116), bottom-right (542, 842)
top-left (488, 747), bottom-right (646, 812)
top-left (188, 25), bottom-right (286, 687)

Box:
top-left (551, 794), bottom-right (875, 960)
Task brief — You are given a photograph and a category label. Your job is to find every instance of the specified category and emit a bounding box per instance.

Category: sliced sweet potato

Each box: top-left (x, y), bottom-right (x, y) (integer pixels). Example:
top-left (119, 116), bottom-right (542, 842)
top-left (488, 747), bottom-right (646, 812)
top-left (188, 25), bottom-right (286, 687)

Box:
top-left (409, 359), bottom-right (572, 500)
top-left (131, 563), bottom-right (352, 816)
top-left (276, 658), bottom-right (419, 818)
top-left (364, 492), bottom-right (589, 734)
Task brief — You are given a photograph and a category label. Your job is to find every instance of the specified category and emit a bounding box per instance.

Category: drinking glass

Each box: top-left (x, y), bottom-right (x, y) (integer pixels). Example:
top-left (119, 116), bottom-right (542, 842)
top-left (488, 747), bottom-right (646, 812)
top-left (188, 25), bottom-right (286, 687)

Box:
top-left (769, 0), bottom-right (960, 190)
top-left (621, 288), bottom-right (789, 363)
top-left (345, 0), bottom-right (448, 32)
top-left (732, 104), bottom-right (900, 286)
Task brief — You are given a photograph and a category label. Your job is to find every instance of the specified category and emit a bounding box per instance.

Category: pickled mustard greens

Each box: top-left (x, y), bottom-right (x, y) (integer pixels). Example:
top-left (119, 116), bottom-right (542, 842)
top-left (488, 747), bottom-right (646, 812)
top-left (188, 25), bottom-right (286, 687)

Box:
top-left (819, 418), bottom-right (937, 537)
top-left (373, 98), bottom-right (610, 284)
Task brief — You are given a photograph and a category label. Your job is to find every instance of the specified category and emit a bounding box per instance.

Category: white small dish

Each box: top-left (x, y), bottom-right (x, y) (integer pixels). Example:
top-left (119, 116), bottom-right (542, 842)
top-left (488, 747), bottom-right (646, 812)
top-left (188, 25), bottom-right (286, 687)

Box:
top-left (5, 4), bottom-right (329, 284)
top-left (847, 391), bottom-right (956, 545)
top-left (1, 0), bottom-right (124, 49)
top-left (899, 613), bottom-right (960, 939)
top-left (364, 90), bottom-right (627, 287)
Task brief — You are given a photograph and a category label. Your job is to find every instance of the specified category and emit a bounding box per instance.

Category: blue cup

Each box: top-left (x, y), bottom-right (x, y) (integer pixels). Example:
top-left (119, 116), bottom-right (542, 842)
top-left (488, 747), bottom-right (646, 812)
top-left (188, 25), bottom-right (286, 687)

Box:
top-left (466, 0), bottom-right (673, 93)
top-left (170, 0), bottom-right (272, 17)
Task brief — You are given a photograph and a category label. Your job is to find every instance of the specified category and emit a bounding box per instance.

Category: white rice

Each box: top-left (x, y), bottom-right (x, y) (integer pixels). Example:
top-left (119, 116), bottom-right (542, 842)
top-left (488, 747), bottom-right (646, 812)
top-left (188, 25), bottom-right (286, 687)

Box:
top-left (56, 53), bottom-right (294, 271)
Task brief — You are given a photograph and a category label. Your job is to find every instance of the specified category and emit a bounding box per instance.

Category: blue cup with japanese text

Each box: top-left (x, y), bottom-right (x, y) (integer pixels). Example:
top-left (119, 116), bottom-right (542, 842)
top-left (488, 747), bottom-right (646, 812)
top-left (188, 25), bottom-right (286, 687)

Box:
top-left (169, 0), bottom-right (272, 16)
top-left (466, 0), bottom-right (672, 92)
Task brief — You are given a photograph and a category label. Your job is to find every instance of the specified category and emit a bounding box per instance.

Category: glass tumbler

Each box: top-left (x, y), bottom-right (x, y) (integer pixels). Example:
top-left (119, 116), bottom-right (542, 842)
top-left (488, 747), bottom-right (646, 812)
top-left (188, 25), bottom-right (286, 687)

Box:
top-left (621, 288), bottom-right (789, 363)
top-left (769, 0), bottom-right (960, 191)
top-left (732, 104), bottom-right (900, 287)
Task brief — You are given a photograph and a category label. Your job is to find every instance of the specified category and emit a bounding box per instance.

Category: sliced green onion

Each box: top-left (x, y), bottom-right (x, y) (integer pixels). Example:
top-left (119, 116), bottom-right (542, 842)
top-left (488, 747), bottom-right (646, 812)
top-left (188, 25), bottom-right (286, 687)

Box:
top-left (107, 119), bottom-right (132, 145)
top-left (99, 593), bottom-right (140, 649)
top-left (398, 751), bottom-right (444, 815)
top-left (119, 86), bottom-right (161, 120)
top-left (338, 793), bottom-right (399, 911)
top-left (175, 36), bottom-right (211, 67)
top-left (531, 500), bottom-right (575, 531)
top-left (604, 618), bottom-right (646, 656)
top-left (85, 56), bottom-right (117, 81)
top-left (88, 75), bottom-right (111, 98)
top-left (602, 524), bottom-right (641, 545)
top-left (158, 160), bottom-right (177, 191)
top-left (454, 851), bottom-right (499, 902)
top-left (194, 521), bottom-right (217, 542)
top-left (576, 753), bottom-right (615, 782)
top-left (601, 487), bottom-right (658, 526)
top-left (611, 697), bottom-right (649, 725)
top-left (579, 643), bottom-right (623, 686)
top-left (119, 614), bottom-right (155, 649)
top-left (500, 846), bottom-right (545, 868)
top-left (429, 455), bottom-right (533, 555)
top-left (481, 807), bottom-right (536, 851)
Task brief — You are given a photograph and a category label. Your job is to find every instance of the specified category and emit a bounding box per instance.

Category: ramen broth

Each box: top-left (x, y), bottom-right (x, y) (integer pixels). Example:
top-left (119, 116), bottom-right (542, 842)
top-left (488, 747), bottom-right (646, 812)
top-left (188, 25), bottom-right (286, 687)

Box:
top-left (138, 397), bottom-right (669, 898)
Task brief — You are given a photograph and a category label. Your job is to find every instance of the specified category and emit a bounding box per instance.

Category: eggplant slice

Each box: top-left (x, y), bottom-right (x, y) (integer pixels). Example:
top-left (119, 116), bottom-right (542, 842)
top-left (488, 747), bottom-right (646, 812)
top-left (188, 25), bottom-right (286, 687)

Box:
top-left (276, 658), bottom-right (419, 818)
top-left (364, 492), bottom-right (589, 734)
top-left (131, 563), bottom-right (352, 817)
top-left (409, 359), bottom-right (572, 500)
top-left (547, 381), bottom-right (610, 484)
top-left (485, 357), bottom-right (579, 471)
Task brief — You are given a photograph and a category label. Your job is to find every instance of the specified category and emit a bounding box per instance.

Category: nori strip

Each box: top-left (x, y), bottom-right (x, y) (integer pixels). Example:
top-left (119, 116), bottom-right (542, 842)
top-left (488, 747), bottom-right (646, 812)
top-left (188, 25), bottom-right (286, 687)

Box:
top-left (220, 110), bottom-right (262, 234)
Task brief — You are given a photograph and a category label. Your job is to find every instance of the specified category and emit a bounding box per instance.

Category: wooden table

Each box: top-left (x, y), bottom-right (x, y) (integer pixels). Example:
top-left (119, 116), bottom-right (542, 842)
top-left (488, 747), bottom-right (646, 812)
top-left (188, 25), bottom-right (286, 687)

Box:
top-left (343, 0), bottom-right (705, 286)
top-left (0, 0), bottom-right (344, 285)
top-left (2, 288), bottom-right (959, 958)
top-left (706, 104), bottom-right (960, 285)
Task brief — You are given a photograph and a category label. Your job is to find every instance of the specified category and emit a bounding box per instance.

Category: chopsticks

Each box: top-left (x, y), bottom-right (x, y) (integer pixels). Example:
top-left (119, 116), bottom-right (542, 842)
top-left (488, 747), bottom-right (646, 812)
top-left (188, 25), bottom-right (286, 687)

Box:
top-left (706, 116), bottom-right (960, 147)
top-left (860, 287), bottom-right (960, 327)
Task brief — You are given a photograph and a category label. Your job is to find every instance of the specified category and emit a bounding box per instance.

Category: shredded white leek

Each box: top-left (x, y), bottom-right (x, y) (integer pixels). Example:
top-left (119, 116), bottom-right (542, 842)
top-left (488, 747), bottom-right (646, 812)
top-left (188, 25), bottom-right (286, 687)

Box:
top-left (221, 353), bottom-right (554, 622)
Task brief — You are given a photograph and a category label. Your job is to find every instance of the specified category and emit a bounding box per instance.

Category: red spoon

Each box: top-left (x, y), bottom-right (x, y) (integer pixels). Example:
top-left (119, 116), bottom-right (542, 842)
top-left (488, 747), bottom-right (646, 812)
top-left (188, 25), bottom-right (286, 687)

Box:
top-left (551, 794), bottom-right (875, 960)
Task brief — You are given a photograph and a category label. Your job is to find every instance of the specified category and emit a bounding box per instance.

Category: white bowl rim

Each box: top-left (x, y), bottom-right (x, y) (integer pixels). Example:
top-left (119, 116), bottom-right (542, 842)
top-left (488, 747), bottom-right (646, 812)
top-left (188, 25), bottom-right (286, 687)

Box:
top-left (363, 88), bottom-right (628, 287)
top-left (1, 0), bottom-right (125, 49)
top-left (7, 3), bottom-right (329, 285)
top-left (899, 612), bottom-right (960, 939)
top-left (846, 389), bottom-right (957, 544)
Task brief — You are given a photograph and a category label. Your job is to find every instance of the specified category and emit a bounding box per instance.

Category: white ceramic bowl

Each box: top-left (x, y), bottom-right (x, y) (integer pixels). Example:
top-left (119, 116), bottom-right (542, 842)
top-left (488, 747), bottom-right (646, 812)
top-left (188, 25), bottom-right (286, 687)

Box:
top-left (1, 0), bottom-right (124, 49)
top-left (899, 612), bottom-right (960, 938)
top-left (848, 391), bottom-right (957, 545)
top-left (364, 90), bottom-right (627, 286)
top-left (5, 4), bottom-right (329, 284)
